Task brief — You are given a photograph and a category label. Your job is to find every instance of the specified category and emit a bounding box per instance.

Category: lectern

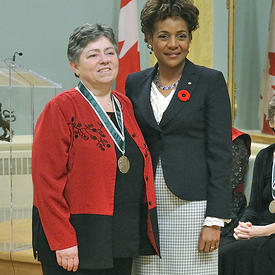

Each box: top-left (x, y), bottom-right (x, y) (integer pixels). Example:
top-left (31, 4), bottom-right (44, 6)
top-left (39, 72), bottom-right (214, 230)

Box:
top-left (0, 59), bottom-right (61, 254)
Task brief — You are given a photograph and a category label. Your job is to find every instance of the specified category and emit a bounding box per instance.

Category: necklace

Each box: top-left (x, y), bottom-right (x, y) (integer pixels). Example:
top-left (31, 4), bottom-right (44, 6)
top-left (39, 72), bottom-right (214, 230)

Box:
top-left (95, 95), bottom-right (112, 105)
top-left (155, 72), bottom-right (180, 91)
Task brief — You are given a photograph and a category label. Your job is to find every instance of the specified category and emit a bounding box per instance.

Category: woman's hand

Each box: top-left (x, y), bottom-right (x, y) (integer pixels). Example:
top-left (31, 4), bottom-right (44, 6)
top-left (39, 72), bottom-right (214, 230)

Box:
top-left (56, 245), bottom-right (79, 272)
top-left (234, 221), bottom-right (275, 240)
top-left (233, 221), bottom-right (252, 240)
top-left (198, 225), bottom-right (221, 253)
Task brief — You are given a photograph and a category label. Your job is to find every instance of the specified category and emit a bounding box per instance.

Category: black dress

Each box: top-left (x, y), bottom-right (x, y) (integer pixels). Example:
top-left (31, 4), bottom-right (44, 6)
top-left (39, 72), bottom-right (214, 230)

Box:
top-left (219, 143), bottom-right (275, 275)
top-left (220, 135), bottom-right (250, 240)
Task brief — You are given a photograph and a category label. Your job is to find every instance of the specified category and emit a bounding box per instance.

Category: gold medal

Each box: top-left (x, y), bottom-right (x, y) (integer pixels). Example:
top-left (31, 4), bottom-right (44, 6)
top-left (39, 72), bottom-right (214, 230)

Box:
top-left (269, 200), bottom-right (275, 213)
top-left (118, 155), bottom-right (130, 174)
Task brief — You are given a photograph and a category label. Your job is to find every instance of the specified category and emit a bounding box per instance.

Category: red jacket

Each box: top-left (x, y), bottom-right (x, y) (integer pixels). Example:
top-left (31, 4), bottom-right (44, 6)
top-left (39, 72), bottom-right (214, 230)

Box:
top-left (32, 88), bottom-right (159, 255)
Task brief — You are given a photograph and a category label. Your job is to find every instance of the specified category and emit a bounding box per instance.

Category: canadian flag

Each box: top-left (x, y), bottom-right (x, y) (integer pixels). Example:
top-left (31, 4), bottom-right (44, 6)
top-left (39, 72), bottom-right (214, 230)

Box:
top-left (116, 0), bottom-right (140, 93)
top-left (259, 0), bottom-right (275, 135)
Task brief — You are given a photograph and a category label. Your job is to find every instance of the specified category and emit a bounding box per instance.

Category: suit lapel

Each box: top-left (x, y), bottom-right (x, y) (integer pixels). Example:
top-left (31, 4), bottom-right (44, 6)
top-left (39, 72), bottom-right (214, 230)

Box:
top-left (138, 65), bottom-right (161, 131)
top-left (159, 59), bottom-right (201, 128)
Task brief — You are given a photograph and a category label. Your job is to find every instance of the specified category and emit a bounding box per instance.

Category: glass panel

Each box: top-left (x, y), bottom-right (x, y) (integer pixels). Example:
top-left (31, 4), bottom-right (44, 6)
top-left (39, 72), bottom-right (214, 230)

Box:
top-left (0, 86), bottom-right (12, 251)
top-left (0, 59), bottom-right (61, 252)
top-left (10, 86), bottom-right (33, 250)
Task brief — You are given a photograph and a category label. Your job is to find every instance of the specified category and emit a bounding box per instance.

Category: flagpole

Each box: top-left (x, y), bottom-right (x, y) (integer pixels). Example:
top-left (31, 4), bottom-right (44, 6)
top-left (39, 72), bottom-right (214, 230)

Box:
top-left (227, 0), bottom-right (236, 124)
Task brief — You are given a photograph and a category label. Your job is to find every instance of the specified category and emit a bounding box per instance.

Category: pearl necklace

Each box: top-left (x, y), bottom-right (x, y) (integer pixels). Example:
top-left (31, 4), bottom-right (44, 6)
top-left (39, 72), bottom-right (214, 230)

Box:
top-left (155, 72), bottom-right (180, 91)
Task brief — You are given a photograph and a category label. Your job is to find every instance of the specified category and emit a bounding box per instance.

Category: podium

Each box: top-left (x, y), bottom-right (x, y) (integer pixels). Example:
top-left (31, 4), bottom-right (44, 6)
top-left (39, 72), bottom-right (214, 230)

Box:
top-left (0, 59), bottom-right (61, 257)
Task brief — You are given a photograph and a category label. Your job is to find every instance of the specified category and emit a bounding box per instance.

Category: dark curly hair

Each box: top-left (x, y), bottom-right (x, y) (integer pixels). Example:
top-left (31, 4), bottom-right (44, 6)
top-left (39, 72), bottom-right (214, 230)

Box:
top-left (140, 0), bottom-right (199, 42)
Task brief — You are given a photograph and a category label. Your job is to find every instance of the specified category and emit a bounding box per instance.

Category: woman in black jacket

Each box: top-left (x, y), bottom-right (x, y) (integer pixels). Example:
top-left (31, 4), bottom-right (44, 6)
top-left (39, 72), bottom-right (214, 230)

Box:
top-left (125, 1), bottom-right (232, 274)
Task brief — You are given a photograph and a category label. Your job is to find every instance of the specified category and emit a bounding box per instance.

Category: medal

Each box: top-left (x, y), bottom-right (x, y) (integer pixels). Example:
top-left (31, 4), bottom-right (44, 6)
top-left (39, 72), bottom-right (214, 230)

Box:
top-left (118, 155), bottom-right (130, 174)
top-left (77, 82), bottom-right (130, 173)
top-left (269, 200), bottom-right (275, 213)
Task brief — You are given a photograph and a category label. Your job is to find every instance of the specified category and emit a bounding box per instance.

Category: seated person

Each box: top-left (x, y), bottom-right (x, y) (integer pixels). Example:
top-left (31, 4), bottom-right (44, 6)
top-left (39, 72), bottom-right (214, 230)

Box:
top-left (219, 96), bottom-right (275, 275)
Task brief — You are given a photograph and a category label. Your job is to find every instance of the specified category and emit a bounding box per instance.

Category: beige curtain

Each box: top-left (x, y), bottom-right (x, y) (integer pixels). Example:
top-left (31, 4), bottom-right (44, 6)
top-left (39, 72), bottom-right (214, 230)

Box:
top-left (149, 0), bottom-right (213, 68)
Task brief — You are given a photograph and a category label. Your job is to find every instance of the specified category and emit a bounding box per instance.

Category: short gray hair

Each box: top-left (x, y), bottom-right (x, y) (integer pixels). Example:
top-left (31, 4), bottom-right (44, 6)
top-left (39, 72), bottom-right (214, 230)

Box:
top-left (267, 95), bottom-right (275, 122)
top-left (67, 23), bottom-right (118, 64)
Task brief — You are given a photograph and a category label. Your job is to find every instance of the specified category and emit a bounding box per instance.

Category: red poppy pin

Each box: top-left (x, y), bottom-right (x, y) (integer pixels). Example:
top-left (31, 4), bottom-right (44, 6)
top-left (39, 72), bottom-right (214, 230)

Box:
top-left (177, 90), bottom-right (191, 102)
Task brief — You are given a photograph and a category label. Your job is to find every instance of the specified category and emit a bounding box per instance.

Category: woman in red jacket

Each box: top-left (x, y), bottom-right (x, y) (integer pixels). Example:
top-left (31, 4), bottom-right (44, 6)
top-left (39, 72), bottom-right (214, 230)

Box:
top-left (32, 23), bottom-right (159, 275)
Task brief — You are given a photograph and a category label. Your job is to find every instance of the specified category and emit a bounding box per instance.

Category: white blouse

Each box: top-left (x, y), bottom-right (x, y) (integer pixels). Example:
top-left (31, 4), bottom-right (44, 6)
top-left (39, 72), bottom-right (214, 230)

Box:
top-left (150, 82), bottom-right (176, 124)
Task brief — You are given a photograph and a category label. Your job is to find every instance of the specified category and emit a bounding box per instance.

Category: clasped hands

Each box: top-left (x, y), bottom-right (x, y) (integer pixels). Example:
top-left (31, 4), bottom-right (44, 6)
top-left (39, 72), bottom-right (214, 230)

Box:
top-left (56, 245), bottom-right (79, 272)
top-left (234, 221), bottom-right (271, 240)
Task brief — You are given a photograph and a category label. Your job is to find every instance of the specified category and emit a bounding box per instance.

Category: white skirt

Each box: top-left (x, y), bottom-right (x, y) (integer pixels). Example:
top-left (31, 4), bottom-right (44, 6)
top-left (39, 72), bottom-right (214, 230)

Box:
top-left (132, 160), bottom-right (218, 275)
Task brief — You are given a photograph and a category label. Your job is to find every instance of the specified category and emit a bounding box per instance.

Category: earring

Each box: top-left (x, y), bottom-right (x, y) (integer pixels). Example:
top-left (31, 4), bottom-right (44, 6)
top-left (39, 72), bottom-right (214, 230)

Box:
top-left (147, 44), bottom-right (153, 54)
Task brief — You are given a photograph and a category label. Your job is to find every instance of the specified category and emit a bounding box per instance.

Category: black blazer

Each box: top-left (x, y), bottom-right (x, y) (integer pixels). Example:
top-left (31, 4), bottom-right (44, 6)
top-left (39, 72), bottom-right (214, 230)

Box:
top-left (125, 59), bottom-right (232, 218)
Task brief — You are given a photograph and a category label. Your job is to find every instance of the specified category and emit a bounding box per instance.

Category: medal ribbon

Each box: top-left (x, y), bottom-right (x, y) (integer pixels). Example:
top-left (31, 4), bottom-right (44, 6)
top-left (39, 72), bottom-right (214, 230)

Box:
top-left (77, 81), bottom-right (125, 154)
top-left (272, 151), bottom-right (275, 199)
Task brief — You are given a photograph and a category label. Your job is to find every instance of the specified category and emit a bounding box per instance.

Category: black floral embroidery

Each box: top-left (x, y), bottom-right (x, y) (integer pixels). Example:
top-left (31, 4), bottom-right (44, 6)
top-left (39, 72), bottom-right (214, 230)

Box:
top-left (69, 117), bottom-right (111, 151)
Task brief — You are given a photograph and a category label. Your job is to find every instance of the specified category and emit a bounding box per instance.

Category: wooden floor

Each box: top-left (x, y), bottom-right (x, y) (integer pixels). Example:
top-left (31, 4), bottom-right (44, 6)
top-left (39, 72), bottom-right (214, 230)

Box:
top-left (0, 218), bottom-right (42, 275)
top-left (0, 259), bottom-right (42, 275)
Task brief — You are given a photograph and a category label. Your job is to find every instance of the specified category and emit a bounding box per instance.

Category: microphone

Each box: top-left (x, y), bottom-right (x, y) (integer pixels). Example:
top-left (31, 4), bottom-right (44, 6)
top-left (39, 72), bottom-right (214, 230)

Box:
top-left (12, 51), bottom-right (23, 62)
